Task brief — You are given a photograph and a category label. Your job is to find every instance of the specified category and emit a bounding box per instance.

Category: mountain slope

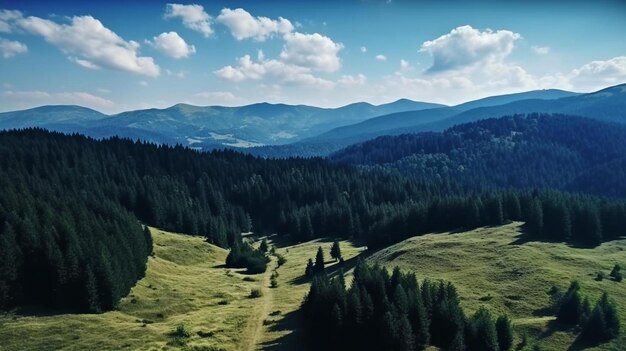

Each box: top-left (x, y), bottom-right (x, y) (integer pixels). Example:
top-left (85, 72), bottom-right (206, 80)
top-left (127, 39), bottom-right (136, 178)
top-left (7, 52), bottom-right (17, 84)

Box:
top-left (331, 113), bottom-right (626, 197)
top-left (305, 85), bottom-right (626, 154)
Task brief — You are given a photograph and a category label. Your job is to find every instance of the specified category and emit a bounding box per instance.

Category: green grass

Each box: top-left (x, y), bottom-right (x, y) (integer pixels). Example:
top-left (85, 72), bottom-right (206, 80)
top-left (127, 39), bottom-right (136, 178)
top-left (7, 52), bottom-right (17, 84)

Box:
top-left (368, 222), bottom-right (626, 351)
top-left (0, 223), bottom-right (623, 351)
top-left (0, 228), bottom-right (268, 351)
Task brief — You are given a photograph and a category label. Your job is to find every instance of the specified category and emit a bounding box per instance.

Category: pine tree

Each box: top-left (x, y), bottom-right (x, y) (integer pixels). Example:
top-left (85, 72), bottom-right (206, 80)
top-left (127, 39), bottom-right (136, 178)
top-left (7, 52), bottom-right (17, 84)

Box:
top-left (305, 258), bottom-right (314, 277)
top-left (556, 281), bottom-right (583, 325)
top-left (330, 240), bottom-right (342, 261)
top-left (495, 315), bottom-right (513, 351)
top-left (314, 247), bottom-right (325, 274)
top-left (259, 238), bottom-right (268, 253)
top-left (609, 264), bottom-right (622, 282)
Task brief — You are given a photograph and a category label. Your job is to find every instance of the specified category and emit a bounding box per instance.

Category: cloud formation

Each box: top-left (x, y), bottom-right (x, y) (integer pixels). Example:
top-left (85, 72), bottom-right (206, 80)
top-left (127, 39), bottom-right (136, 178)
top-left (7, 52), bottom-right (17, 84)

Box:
top-left (569, 56), bottom-right (626, 90)
top-left (17, 14), bottom-right (160, 76)
top-left (1, 90), bottom-right (114, 110)
top-left (217, 8), bottom-right (293, 41)
top-left (420, 25), bottom-right (520, 73)
top-left (0, 37), bottom-right (27, 58)
top-left (0, 9), bottom-right (21, 33)
top-left (165, 3), bottom-right (213, 38)
top-left (532, 46), bottom-right (550, 55)
top-left (149, 31), bottom-right (195, 59)
top-left (375, 54), bottom-right (387, 61)
top-left (280, 32), bottom-right (343, 72)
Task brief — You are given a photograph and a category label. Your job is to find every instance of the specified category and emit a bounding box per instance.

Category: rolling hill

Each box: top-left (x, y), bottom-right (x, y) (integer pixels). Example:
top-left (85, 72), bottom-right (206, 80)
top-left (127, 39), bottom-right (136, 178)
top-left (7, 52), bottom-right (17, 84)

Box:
top-left (303, 84), bottom-right (626, 154)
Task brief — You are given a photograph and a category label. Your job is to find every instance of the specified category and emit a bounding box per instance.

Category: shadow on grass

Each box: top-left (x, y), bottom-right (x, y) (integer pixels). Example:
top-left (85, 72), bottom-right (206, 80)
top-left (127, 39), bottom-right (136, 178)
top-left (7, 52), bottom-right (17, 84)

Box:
top-left (259, 310), bottom-right (306, 351)
top-left (9, 305), bottom-right (82, 317)
top-left (566, 333), bottom-right (610, 351)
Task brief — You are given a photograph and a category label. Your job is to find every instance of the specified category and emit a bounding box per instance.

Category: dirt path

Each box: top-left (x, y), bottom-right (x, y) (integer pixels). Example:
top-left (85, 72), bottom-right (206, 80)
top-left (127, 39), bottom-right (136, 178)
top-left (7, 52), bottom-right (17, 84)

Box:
top-left (239, 257), bottom-right (275, 351)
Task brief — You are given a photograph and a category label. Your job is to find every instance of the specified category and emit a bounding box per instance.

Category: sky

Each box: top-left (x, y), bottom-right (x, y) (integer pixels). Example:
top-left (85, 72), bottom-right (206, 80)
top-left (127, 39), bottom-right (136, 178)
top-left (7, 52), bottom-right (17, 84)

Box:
top-left (0, 0), bottom-right (625, 114)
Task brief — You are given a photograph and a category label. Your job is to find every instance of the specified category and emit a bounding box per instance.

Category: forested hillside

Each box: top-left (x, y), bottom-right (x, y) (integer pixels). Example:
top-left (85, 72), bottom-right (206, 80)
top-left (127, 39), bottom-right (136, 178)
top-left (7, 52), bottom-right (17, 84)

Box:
top-left (3, 128), bottom-right (626, 313)
top-left (332, 113), bottom-right (626, 197)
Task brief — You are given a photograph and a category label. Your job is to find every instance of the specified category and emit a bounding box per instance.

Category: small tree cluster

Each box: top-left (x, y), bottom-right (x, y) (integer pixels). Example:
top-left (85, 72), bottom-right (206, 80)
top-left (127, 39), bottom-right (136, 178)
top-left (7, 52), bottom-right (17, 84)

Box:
top-left (553, 281), bottom-right (620, 344)
top-left (302, 261), bottom-right (512, 351)
top-left (225, 241), bottom-right (269, 274)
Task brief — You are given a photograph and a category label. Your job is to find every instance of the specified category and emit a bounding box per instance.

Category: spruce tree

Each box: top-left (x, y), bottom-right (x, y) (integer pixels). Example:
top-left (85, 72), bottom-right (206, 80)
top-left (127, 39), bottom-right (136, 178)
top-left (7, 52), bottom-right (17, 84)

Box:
top-left (495, 315), bottom-right (513, 351)
top-left (330, 240), bottom-right (342, 261)
top-left (314, 247), bottom-right (325, 274)
top-left (305, 258), bottom-right (314, 277)
top-left (259, 238), bottom-right (268, 253)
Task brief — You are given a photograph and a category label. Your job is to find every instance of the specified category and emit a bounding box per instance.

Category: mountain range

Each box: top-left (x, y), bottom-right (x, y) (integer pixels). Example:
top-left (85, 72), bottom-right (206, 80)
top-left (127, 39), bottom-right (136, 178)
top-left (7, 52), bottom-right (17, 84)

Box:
top-left (1, 83), bottom-right (625, 156)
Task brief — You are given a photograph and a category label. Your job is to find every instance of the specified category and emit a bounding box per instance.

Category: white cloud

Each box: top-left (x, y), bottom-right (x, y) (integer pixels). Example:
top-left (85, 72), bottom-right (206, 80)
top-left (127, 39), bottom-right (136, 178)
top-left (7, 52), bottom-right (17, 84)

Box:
top-left (532, 45), bottom-right (550, 55)
top-left (192, 91), bottom-right (241, 105)
top-left (338, 74), bottom-right (367, 86)
top-left (17, 14), bottom-right (160, 76)
top-left (0, 9), bottom-right (21, 33)
top-left (1, 90), bottom-right (114, 110)
top-left (360, 46), bottom-right (367, 53)
top-left (165, 3), bottom-right (213, 38)
top-left (375, 54), bottom-right (387, 61)
top-left (149, 31), bottom-right (195, 59)
top-left (0, 37), bottom-right (27, 58)
top-left (139, 81), bottom-right (148, 86)
top-left (214, 54), bottom-right (334, 89)
top-left (216, 8), bottom-right (293, 41)
top-left (569, 56), bottom-right (626, 90)
top-left (420, 25), bottom-right (521, 73)
top-left (280, 32), bottom-right (343, 72)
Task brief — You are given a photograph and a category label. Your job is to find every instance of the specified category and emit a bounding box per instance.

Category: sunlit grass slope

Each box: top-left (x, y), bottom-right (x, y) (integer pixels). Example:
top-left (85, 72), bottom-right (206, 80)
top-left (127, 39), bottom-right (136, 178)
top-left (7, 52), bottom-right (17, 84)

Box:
top-left (368, 222), bottom-right (626, 351)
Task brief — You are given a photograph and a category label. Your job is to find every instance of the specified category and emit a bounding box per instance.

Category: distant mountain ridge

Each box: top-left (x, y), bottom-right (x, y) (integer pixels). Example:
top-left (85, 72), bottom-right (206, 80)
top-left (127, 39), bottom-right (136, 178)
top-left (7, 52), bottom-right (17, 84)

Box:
top-left (0, 99), bottom-right (444, 149)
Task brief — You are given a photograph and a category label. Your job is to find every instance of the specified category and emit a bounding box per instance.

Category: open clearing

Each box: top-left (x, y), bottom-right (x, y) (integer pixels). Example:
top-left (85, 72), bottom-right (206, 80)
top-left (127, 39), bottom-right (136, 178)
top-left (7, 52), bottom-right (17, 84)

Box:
top-left (0, 222), bottom-right (624, 350)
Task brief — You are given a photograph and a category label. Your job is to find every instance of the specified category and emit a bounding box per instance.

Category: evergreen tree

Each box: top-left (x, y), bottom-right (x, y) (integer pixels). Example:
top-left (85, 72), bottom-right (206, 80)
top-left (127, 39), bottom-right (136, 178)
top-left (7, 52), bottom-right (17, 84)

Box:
top-left (305, 259), bottom-right (314, 278)
top-left (556, 281), bottom-right (583, 325)
top-left (314, 247), bottom-right (325, 274)
top-left (495, 315), bottom-right (513, 351)
top-left (330, 240), bottom-right (342, 261)
top-left (259, 238), bottom-right (268, 253)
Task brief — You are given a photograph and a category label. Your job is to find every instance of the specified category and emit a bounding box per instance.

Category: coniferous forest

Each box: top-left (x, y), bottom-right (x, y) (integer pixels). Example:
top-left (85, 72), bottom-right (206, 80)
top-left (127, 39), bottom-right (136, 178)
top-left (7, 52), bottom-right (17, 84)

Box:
top-left (2, 128), bottom-right (626, 312)
top-left (331, 114), bottom-right (626, 197)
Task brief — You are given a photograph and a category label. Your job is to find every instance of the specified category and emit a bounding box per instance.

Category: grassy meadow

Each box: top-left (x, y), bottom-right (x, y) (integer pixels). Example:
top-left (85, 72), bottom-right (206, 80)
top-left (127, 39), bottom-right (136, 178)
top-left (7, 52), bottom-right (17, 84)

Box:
top-left (0, 222), bottom-right (624, 351)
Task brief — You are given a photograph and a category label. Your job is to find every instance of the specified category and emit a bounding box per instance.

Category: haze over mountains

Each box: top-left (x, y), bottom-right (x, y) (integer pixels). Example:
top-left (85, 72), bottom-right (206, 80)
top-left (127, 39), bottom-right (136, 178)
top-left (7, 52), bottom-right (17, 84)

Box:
top-left (1, 83), bottom-right (625, 157)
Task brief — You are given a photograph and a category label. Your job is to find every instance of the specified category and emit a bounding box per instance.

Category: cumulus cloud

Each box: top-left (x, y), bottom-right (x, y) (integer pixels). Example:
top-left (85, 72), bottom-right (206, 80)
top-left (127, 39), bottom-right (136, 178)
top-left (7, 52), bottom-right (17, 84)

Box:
top-left (360, 46), bottom-right (367, 53)
top-left (569, 56), bottom-right (626, 90)
top-left (0, 9), bottom-right (21, 33)
top-left (0, 37), bottom-right (27, 58)
top-left (165, 3), bottom-right (213, 38)
top-left (216, 8), bottom-right (293, 41)
top-left (214, 54), bottom-right (334, 89)
top-left (17, 14), bottom-right (160, 76)
top-left (1, 90), bottom-right (114, 110)
top-left (375, 54), bottom-right (387, 61)
top-left (532, 45), bottom-right (550, 55)
top-left (280, 32), bottom-right (343, 72)
top-left (420, 25), bottom-right (521, 73)
top-left (148, 31), bottom-right (195, 59)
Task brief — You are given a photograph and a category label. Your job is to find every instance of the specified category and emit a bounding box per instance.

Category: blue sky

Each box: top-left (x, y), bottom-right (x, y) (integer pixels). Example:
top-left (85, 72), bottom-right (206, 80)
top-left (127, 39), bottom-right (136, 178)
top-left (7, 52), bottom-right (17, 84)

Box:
top-left (1, 0), bottom-right (625, 113)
